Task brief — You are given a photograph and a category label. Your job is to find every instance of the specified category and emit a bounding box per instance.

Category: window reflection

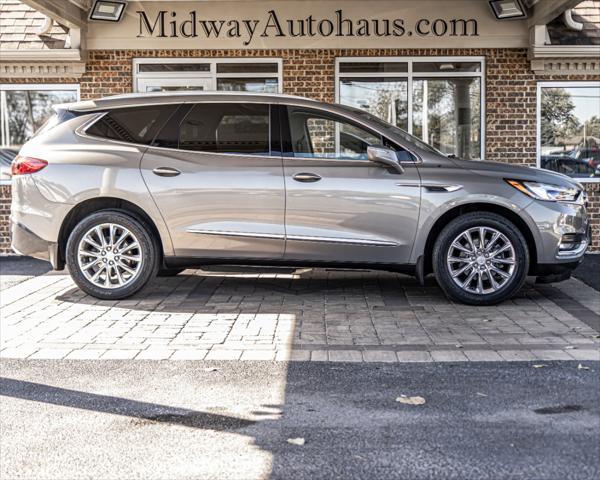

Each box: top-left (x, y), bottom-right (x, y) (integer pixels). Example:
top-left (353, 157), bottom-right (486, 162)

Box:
top-left (288, 107), bottom-right (381, 160)
top-left (216, 78), bottom-right (279, 93)
top-left (0, 89), bottom-right (78, 147)
top-left (340, 78), bottom-right (408, 131)
top-left (338, 59), bottom-right (483, 159)
top-left (413, 78), bottom-right (481, 159)
top-left (540, 85), bottom-right (600, 179)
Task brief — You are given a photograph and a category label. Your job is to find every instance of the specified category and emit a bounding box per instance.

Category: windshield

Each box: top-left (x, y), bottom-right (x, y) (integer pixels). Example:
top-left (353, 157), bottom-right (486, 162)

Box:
top-left (336, 104), bottom-right (444, 156)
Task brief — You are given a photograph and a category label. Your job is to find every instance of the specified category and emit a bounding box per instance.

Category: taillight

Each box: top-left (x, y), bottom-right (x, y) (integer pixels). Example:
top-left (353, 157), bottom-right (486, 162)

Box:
top-left (11, 156), bottom-right (48, 176)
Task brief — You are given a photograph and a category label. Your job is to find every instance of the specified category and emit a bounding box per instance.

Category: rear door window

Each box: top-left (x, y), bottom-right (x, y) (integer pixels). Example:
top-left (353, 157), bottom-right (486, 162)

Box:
top-left (86, 105), bottom-right (178, 145)
top-left (179, 103), bottom-right (270, 155)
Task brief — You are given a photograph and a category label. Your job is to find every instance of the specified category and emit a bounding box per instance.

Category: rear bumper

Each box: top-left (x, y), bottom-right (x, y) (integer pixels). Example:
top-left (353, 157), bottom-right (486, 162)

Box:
top-left (11, 220), bottom-right (60, 269)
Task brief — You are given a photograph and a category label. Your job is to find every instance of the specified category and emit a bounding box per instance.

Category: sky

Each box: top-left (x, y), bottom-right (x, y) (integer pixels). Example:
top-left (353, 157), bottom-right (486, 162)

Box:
top-left (566, 86), bottom-right (600, 123)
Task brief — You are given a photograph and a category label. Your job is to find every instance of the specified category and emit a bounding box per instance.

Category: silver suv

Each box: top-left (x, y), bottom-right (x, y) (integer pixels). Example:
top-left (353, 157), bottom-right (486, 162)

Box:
top-left (11, 92), bottom-right (590, 305)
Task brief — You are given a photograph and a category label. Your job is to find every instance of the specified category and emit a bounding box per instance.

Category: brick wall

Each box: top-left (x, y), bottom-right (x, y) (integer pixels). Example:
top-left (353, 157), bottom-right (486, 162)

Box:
top-left (1, 47), bottom-right (599, 252)
top-left (0, 185), bottom-right (11, 253)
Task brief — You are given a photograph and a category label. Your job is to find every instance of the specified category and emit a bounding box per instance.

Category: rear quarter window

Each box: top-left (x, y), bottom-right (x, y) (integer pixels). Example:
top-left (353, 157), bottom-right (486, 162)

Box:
top-left (86, 105), bottom-right (178, 145)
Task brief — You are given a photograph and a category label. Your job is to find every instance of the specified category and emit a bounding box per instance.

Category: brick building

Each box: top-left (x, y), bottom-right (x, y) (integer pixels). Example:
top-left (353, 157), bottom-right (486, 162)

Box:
top-left (0, 0), bottom-right (599, 254)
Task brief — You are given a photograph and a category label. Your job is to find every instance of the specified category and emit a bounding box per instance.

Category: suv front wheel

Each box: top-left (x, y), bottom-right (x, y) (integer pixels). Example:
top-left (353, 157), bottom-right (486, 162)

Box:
top-left (66, 211), bottom-right (159, 300)
top-left (432, 212), bottom-right (529, 305)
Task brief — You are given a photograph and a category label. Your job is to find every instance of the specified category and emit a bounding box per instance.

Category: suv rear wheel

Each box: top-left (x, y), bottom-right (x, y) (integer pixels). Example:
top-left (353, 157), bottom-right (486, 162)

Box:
top-left (432, 212), bottom-right (529, 305)
top-left (66, 211), bottom-right (159, 300)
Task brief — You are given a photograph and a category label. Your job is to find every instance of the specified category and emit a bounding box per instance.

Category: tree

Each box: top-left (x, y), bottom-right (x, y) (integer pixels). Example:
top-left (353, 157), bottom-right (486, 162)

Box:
top-left (1, 90), bottom-right (76, 147)
top-left (584, 116), bottom-right (600, 144)
top-left (541, 88), bottom-right (581, 148)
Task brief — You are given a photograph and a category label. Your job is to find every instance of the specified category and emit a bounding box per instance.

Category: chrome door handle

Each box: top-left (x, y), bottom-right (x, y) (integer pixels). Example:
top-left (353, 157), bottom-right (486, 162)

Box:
top-left (293, 172), bottom-right (321, 183)
top-left (153, 167), bottom-right (181, 177)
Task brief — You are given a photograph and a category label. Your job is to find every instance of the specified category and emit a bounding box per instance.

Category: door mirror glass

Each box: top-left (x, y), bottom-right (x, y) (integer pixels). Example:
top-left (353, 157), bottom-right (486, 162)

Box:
top-left (367, 145), bottom-right (404, 173)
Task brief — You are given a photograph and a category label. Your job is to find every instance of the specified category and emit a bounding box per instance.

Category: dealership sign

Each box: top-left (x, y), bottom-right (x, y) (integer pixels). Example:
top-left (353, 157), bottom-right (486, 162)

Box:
top-left (86, 1), bottom-right (528, 50)
top-left (137, 9), bottom-right (479, 46)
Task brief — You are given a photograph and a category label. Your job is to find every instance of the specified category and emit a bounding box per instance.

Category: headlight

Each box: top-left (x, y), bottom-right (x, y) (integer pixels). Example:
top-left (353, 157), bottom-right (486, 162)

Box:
top-left (506, 179), bottom-right (581, 202)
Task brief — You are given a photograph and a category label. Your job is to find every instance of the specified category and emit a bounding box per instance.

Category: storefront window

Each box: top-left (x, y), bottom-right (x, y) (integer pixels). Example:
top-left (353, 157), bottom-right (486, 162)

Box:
top-left (538, 83), bottom-right (600, 180)
top-left (134, 59), bottom-right (282, 94)
top-left (0, 86), bottom-right (79, 148)
top-left (340, 78), bottom-right (408, 131)
top-left (337, 58), bottom-right (484, 159)
top-left (216, 78), bottom-right (278, 93)
top-left (413, 78), bottom-right (481, 159)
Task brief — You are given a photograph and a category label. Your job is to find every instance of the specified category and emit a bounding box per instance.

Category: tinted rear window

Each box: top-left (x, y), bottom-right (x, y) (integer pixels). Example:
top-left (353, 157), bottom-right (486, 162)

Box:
top-left (179, 103), bottom-right (270, 155)
top-left (86, 105), bottom-right (178, 145)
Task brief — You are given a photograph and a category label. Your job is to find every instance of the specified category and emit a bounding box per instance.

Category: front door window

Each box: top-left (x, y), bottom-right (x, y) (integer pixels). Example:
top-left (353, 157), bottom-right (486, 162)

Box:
top-left (286, 107), bottom-right (381, 160)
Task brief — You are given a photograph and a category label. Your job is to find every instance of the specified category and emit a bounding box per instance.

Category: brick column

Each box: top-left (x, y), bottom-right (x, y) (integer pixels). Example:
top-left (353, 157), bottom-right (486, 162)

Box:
top-left (0, 185), bottom-right (12, 254)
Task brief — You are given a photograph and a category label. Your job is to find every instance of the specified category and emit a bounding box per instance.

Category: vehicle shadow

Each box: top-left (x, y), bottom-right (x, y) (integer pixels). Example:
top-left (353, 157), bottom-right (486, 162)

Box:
top-left (54, 267), bottom-right (454, 315)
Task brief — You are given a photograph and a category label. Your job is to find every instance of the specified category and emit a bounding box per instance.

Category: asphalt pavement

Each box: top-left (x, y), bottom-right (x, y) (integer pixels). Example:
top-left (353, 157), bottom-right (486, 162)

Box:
top-left (0, 255), bottom-right (53, 290)
top-left (573, 254), bottom-right (600, 291)
top-left (1, 360), bottom-right (599, 480)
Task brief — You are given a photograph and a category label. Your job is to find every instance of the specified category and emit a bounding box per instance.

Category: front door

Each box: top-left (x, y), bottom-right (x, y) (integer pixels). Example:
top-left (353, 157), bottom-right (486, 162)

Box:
top-left (141, 102), bottom-right (285, 259)
top-left (280, 105), bottom-right (421, 265)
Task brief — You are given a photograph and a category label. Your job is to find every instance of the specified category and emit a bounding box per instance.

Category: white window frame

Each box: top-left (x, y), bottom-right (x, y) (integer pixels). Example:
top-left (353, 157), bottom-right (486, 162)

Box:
top-left (537, 81), bottom-right (600, 184)
top-left (133, 58), bottom-right (283, 94)
top-left (335, 56), bottom-right (486, 160)
top-left (0, 83), bottom-right (80, 146)
top-left (0, 83), bottom-right (79, 184)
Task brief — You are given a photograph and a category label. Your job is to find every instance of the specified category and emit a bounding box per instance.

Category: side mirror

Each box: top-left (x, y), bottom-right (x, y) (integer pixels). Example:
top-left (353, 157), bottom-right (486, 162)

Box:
top-left (367, 145), bottom-right (404, 174)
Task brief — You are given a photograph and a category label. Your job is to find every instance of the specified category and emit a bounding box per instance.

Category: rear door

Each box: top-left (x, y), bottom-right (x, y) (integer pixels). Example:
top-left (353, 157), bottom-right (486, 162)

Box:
top-left (140, 102), bottom-right (286, 259)
top-left (280, 104), bottom-right (421, 265)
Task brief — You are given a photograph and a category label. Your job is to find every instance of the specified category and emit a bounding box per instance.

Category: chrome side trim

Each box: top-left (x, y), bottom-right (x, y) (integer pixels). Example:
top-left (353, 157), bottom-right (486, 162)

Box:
top-left (187, 229), bottom-right (398, 247)
top-left (421, 184), bottom-right (463, 192)
top-left (395, 184), bottom-right (462, 192)
top-left (287, 234), bottom-right (398, 247)
top-left (186, 229), bottom-right (285, 240)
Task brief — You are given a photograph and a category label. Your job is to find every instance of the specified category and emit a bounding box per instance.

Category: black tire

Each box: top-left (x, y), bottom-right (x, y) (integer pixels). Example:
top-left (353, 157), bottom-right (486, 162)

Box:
top-left (66, 210), bottom-right (159, 300)
top-left (157, 268), bottom-right (185, 277)
top-left (432, 212), bottom-right (529, 306)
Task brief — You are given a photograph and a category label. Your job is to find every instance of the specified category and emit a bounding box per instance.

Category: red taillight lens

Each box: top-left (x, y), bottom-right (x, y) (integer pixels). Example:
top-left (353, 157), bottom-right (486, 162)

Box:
top-left (11, 156), bottom-right (48, 176)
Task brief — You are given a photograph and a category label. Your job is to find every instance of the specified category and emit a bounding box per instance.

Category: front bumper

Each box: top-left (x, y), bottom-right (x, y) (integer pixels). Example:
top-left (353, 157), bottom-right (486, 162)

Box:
top-left (523, 198), bottom-right (590, 265)
top-left (11, 220), bottom-right (60, 269)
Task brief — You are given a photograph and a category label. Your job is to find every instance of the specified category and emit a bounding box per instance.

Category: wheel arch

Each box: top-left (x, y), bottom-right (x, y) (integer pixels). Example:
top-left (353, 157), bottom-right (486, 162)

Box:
top-left (57, 197), bottom-right (166, 270)
top-left (420, 203), bottom-right (538, 276)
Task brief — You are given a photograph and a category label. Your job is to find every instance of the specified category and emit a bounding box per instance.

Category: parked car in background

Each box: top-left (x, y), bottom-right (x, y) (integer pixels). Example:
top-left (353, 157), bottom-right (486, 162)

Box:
top-left (10, 92), bottom-right (591, 305)
top-left (0, 147), bottom-right (18, 182)
top-left (541, 146), bottom-right (600, 178)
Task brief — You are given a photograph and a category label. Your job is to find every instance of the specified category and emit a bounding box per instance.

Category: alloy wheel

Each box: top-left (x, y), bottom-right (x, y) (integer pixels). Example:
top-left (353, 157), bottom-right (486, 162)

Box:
top-left (77, 223), bottom-right (143, 289)
top-left (446, 226), bottom-right (516, 295)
